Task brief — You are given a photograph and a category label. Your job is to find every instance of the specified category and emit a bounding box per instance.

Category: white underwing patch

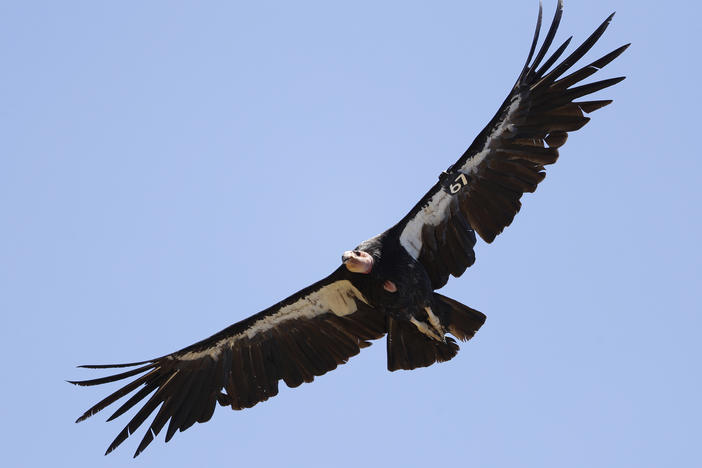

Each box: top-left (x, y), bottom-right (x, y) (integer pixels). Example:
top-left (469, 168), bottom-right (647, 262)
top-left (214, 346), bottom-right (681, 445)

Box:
top-left (398, 94), bottom-right (522, 259)
top-left (178, 280), bottom-right (367, 361)
top-left (399, 190), bottom-right (452, 259)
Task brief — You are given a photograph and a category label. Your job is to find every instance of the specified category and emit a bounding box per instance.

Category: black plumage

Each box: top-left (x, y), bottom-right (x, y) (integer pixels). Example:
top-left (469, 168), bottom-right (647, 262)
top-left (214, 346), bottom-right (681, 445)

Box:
top-left (70, 0), bottom-right (627, 457)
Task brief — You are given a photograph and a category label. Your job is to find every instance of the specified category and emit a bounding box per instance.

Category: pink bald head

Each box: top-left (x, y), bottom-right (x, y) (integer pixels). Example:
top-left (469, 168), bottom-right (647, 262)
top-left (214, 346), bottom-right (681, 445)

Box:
top-left (342, 250), bottom-right (374, 274)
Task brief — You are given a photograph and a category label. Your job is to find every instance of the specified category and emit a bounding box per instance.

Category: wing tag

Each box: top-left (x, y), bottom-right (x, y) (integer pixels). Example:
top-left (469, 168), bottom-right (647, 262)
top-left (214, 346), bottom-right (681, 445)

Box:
top-left (439, 172), bottom-right (470, 195)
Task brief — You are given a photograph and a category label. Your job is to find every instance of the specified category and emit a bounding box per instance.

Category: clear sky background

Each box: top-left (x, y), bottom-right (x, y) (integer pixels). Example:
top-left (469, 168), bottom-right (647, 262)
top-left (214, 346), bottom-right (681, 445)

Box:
top-left (2, 1), bottom-right (700, 467)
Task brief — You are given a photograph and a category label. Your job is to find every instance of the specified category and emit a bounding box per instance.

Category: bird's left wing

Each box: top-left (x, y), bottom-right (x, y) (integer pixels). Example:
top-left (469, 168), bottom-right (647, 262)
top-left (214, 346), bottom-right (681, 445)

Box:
top-left (394, 1), bottom-right (628, 289)
top-left (70, 268), bottom-right (385, 457)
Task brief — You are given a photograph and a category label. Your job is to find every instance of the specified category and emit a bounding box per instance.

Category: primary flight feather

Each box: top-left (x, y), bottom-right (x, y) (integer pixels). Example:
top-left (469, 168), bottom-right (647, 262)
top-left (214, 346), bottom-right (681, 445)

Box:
top-left (71, 1), bottom-right (628, 457)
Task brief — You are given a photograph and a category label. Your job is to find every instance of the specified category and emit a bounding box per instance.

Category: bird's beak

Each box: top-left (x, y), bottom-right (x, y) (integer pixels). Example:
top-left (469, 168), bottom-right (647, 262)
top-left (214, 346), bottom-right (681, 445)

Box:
top-left (342, 251), bottom-right (354, 264)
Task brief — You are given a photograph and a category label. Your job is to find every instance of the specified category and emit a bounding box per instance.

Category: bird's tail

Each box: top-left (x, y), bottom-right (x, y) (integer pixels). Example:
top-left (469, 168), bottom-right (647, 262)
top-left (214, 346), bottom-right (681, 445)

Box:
top-left (386, 294), bottom-right (486, 371)
top-left (434, 293), bottom-right (486, 343)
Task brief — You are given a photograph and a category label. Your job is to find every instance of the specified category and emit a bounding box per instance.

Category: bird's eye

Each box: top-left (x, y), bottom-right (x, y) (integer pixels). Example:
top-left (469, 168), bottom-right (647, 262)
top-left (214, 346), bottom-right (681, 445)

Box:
top-left (354, 250), bottom-right (361, 256)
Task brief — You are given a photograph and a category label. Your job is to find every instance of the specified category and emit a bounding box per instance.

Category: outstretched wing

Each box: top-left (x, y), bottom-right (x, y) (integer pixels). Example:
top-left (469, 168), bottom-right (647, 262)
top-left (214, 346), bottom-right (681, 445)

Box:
top-left (70, 268), bottom-right (385, 457)
top-left (395, 0), bottom-right (628, 289)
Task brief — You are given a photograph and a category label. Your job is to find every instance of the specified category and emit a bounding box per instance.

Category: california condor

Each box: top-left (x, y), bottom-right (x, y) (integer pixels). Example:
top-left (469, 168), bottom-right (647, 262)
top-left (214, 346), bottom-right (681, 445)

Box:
top-left (71, 0), bottom-right (628, 457)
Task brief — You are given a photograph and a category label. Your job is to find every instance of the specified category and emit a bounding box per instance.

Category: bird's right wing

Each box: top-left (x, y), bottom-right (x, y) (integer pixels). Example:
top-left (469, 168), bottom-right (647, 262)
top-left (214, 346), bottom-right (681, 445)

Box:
top-left (70, 268), bottom-right (385, 457)
top-left (394, 1), bottom-right (628, 289)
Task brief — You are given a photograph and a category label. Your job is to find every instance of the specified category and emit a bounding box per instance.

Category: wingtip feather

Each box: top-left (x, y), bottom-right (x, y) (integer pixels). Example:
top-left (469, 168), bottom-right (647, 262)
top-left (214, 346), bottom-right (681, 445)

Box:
top-left (77, 360), bottom-right (153, 369)
top-left (521, 1), bottom-right (544, 74)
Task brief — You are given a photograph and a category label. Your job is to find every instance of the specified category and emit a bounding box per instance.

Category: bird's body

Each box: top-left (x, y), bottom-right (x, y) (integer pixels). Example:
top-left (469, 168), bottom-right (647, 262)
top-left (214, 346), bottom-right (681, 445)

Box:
top-left (71, 1), bottom-right (628, 457)
top-left (355, 232), bottom-right (433, 310)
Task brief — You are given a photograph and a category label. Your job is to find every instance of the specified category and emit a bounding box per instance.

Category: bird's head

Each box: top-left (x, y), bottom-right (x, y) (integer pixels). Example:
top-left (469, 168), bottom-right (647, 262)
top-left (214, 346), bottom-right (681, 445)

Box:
top-left (342, 250), bottom-right (374, 274)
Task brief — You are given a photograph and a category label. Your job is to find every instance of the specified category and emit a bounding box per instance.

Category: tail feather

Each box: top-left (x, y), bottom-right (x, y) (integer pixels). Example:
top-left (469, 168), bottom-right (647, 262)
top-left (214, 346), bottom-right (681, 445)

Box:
top-left (386, 294), bottom-right (485, 372)
top-left (386, 316), bottom-right (458, 371)
top-left (434, 293), bottom-right (486, 342)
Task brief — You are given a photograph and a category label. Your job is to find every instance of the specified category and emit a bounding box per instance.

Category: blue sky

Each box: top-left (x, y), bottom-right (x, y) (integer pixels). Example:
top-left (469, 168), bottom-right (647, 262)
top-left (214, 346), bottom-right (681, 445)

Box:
top-left (2, 1), bottom-right (700, 467)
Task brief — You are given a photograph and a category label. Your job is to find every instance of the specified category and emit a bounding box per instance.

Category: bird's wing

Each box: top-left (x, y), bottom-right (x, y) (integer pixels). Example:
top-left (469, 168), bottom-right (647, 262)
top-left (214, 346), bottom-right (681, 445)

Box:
top-left (394, 0), bottom-right (628, 289)
top-left (70, 268), bottom-right (385, 457)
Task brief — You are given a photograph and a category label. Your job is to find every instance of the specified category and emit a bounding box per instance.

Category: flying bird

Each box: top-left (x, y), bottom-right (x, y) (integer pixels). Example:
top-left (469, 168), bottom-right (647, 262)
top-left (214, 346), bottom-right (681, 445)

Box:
top-left (71, 0), bottom-right (628, 457)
